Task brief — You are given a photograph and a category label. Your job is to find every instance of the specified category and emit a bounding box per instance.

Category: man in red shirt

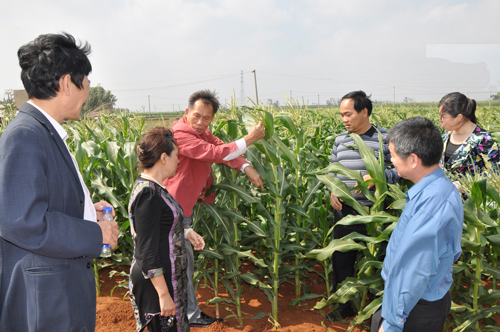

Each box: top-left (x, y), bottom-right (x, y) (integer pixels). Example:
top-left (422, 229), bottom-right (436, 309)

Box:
top-left (164, 90), bottom-right (265, 327)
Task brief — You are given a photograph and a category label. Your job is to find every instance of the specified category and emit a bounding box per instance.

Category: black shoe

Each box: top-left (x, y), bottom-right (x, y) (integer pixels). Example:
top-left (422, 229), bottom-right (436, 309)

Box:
top-left (326, 307), bottom-right (356, 321)
top-left (189, 311), bottom-right (223, 327)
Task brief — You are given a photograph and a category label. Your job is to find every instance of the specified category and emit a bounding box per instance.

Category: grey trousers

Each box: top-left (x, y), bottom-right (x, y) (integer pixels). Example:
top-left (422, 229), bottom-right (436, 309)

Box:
top-left (185, 239), bottom-right (201, 322)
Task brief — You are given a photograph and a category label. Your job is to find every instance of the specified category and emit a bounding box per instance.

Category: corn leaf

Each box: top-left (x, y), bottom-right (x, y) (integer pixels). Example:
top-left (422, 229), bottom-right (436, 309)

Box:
top-left (214, 180), bottom-right (259, 204)
top-left (272, 134), bottom-right (300, 170)
top-left (337, 211), bottom-right (398, 227)
top-left (202, 203), bottom-right (233, 244)
top-left (218, 244), bottom-right (268, 268)
top-left (315, 163), bottom-right (364, 185)
top-left (306, 239), bottom-right (366, 262)
top-left (316, 174), bottom-right (368, 216)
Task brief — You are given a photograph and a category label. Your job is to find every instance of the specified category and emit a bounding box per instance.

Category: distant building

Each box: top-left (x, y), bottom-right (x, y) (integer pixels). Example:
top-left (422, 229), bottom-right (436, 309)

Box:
top-left (14, 90), bottom-right (29, 109)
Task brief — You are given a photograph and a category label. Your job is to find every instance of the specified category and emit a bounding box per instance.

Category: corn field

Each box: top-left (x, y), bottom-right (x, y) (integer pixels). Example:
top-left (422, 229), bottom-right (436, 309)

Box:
top-left (1, 101), bottom-right (500, 331)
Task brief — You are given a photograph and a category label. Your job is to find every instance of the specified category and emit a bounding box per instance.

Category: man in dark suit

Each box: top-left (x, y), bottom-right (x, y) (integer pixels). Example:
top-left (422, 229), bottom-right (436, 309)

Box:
top-left (0, 33), bottom-right (119, 331)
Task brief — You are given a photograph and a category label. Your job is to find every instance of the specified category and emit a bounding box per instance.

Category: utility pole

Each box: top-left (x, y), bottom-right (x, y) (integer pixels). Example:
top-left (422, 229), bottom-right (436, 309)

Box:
top-left (290, 90), bottom-right (292, 100)
top-left (318, 94), bottom-right (320, 107)
top-left (393, 87), bottom-right (395, 107)
top-left (148, 95), bottom-right (151, 115)
top-left (240, 70), bottom-right (245, 107)
top-left (252, 70), bottom-right (259, 105)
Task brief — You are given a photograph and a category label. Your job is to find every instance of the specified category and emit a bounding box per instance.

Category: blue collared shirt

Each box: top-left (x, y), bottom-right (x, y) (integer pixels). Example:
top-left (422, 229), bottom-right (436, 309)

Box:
top-left (381, 168), bottom-right (463, 332)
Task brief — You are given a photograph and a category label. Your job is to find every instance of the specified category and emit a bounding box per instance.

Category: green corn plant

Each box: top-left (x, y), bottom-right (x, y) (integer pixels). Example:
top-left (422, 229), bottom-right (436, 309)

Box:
top-left (217, 118), bottom-right (246, 323)
top-left (448, 178), bottom-right (500, 331)
top-left (197, 191), bottom-right (268, 323)
top-left (212, 172), bottom-right (262, 324)
top-left (275, 112), bottom-right (329, 303)
top-left (234, 107), bottom-right (301, 328)
top-left (196, 115), bottom-right (270, 323)
top-left (211, 116), bottom-right (271, 324)
top-left (67, 112), bottom-right (143, 295)
top-left (195, 203), bottom-right (223, 319)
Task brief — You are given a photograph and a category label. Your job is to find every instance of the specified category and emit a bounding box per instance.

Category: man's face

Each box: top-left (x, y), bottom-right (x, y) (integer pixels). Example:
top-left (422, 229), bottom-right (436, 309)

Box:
top-left (185, 100), bottom-right (214, 135)
top-left (339, 98), bottom-right (369, 134)
top-left (389, 142), bottom-right (413, 181)
top-left (67, 75), bottom-right (90, 121)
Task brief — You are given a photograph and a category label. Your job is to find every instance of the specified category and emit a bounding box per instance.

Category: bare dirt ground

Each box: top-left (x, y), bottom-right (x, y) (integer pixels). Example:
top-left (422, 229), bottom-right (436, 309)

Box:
top-left (95, 265), bottom-right (365, 332)
top-left (95, 265), bottom-right (500, 332)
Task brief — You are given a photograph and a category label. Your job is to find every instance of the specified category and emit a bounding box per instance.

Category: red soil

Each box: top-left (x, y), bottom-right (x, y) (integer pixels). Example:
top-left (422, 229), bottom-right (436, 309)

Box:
top-left (95, 265), bottom-right (366, 332)
top-left (96, 265), bottom-right (500, 331)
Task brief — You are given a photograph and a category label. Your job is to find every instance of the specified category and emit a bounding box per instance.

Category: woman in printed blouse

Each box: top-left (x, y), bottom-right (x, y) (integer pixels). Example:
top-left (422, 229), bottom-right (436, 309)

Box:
top-left (128, 127), bottom-right (190, 332)
top-left (439, 92), bottom-right (499, 179)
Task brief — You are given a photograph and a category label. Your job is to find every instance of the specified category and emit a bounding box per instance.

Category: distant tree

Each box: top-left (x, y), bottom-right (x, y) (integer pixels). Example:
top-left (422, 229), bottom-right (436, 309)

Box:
top-left (0, 90), bottom-right (15, 108)
top-left (326, 97), bottom-right (340, 106)
top-left (267, 99), bottom-right (279, 107)
top-left (1, 90), bottom-right (18, 128)
top-left (492, 92), bottom-right (500, 100)
top-left (82, 85), bottom-right (117, 115)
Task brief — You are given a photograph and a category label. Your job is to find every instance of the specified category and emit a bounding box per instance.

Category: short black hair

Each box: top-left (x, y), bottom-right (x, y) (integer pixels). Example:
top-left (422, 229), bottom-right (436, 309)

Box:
top-left (17, 32), bottom-right (92, 100)
top-left (386, 116), bottom-right (443, 167)
top-left (188, 90), bottom-right (220, 116)
top-left (439, 92), bottom-right (477, 124)
top-left (341, 90), bottom-right (373, 116)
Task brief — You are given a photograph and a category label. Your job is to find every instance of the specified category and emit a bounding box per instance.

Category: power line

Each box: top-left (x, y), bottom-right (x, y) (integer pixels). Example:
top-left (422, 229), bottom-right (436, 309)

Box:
top-left (110, 73), bottom-right (240, 92)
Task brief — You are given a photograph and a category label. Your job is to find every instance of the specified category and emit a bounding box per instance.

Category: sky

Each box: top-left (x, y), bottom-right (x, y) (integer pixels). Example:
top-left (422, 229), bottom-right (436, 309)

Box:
top-left (1, 0), bottom-right (499, 112)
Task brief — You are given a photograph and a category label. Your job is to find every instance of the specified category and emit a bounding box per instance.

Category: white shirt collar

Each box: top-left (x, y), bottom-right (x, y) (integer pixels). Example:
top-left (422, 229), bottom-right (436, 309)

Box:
top-left (27, 101), bottom-right (69, 141)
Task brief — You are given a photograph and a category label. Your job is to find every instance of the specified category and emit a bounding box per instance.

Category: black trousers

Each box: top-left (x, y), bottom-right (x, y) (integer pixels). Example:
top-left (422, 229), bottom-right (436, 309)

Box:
top-left (331, 204), bottom-right (367, 310)
top-left (371, 292), bottom-right (451, 332)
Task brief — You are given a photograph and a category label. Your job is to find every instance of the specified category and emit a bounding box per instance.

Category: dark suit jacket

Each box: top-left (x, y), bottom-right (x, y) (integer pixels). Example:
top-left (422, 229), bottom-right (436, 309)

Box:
top-left (0, 103), bottom-right (103, 331)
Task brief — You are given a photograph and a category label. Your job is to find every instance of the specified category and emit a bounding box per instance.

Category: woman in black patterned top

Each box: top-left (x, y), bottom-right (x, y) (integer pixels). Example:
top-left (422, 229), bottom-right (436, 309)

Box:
top-left (128, 126), bottom-right (189, 332)
top-left (439, 92), bottom-right (499, 179)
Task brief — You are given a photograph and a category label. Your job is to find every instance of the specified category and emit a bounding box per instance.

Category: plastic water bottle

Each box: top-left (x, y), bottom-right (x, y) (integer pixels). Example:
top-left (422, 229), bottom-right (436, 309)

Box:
top-left (100, 207), bottom-right (113, 258)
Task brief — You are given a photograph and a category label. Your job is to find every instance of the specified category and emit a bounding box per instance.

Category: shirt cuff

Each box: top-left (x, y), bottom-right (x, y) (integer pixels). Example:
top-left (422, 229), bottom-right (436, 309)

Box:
top-left (142, 267), bottom-right (164, 279)
top-left (223, 138), bottom-right (247, 161)
top-left (182, 214), bottom-right (193, 229)
top-left (240, 163), bottom-right (251, 172)
top-left (382, 318), bottom-right (402, 332)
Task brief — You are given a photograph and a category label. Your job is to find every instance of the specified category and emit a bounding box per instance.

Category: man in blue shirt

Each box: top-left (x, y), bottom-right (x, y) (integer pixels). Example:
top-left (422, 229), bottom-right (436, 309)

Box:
top-left (371, 116), bottom-right (463, 332)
